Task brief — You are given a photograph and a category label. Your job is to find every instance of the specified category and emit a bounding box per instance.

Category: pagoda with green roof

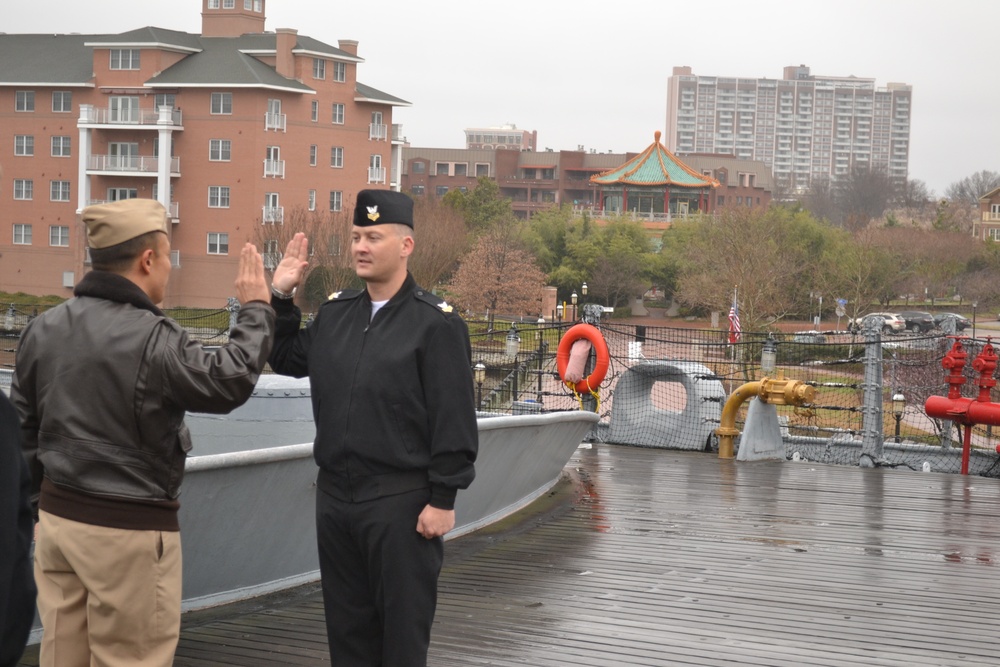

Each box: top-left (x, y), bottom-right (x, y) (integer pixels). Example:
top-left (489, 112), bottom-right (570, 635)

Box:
top-left (591, 131), bottom-right (719, 219)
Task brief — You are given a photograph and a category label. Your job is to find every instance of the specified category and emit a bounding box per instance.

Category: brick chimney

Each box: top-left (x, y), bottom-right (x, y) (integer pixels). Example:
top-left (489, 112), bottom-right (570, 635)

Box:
top-left (338, 39), bottom-right (359, 56)
top-left (276, 28), bottom-right (297, 79)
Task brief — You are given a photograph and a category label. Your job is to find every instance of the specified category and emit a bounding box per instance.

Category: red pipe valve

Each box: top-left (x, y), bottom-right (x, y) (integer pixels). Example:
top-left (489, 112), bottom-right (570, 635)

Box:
top-left (972, 342), bottom-right (998, 402)
top-left (941, 339), bottom-right (968, 399)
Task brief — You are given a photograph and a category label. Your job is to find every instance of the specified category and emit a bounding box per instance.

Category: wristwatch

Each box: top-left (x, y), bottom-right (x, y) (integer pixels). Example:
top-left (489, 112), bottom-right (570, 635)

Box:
top-left (271, 285), bottom-right (296, 300)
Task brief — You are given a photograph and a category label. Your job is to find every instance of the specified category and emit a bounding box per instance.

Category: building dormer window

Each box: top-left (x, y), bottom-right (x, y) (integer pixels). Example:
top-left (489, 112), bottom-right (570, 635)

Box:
top-left (110, 49), bottom-right (140, 70)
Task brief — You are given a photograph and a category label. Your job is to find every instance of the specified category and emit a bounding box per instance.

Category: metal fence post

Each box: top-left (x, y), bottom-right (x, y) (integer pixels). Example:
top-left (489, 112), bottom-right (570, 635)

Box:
top-left (860, 315), bottom-right (885, 465)
top-left (227, 297), bottom-right (240, 336)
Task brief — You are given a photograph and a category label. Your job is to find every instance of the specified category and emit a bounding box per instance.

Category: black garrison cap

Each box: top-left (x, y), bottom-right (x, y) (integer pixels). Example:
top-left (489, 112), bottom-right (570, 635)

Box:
top-left (353, 189), bottom-right (414, 228)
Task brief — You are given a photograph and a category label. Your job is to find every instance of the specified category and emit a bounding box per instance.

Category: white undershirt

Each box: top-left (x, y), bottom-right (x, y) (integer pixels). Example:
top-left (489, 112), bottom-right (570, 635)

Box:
top-left (370, 299), bottom-right (389, 321)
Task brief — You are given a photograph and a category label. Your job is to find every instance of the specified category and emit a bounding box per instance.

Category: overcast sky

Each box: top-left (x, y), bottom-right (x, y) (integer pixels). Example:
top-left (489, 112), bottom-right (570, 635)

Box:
top-left (5, 0), bottom-right (998, 196)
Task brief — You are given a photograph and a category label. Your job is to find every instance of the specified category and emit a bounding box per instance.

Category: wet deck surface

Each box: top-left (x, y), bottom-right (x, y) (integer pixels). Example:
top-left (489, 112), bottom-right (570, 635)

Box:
top-left (19, 443), bottom-right (1000, 666)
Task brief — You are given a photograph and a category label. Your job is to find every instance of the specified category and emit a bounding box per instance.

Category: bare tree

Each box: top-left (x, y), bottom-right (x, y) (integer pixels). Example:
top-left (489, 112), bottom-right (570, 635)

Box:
top-left (408, 196), bottom-right (472, 289)
top-left (945, 170), bottom-right (1000, 207)
top-left (447, 219), bottom-right (547, 328)
top-left (252, 206), bottom-right (356, 307)
top-left (834, 164), bottom-right (897, 230)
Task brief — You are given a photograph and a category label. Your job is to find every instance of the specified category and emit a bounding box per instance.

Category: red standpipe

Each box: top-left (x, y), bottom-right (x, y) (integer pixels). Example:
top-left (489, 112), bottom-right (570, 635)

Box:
top-left (924, 339), bottom-right (999, 475)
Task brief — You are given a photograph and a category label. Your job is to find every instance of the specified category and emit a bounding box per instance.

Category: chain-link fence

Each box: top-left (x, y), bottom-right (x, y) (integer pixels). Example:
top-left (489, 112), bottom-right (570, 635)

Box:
top-left (5, 300), bottom-right (999, 478)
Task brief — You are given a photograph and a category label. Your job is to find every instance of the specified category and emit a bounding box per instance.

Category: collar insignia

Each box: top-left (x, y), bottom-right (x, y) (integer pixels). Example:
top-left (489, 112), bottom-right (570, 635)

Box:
top-left (328, 291), bottom-right (341, 300)
top-left (439, 300), bottom-right (453, 313)
top-left (366, 205), bottom-right (380, 222)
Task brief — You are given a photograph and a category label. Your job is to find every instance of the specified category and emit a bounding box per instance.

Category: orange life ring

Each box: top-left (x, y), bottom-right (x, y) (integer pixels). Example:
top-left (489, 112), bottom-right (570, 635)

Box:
top-left (557, 323), bottom-right (610, 394)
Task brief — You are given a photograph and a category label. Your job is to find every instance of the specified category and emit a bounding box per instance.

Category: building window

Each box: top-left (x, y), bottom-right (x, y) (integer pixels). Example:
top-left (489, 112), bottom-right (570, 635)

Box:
top-left (223, 0), bottom-right (235, 7)
top-left (209, 139), bottom-right (232, 161)
top-left (435, 163), bottom-right (449, 176)
top-left (313, 58), bottom-right (325, 79)
top-left (13, 179), bottom-right (33, 200)
top-left (244, 0), bottom-right (252, 9)
top-left (329, 191), bottom-right (342, 212)
top-left (50, 225), bottom-right (70, 247)
top-left (50, 181), bottom-right (71, 202)
top-left (475, 163), bottom-right (490, 177)
top-left (989, 228), bottom-right (1000, 242)
top-left (311, 100), bottom-right (318, 122)
top-left (16, 91), bottom-right (35, 112)
top-left (51, 136), bottom-right (71, 157)
top-left (332, 103), bottom-right (344, 124)
top-left (308, 189), bottom-right (316, 211)
top-left (436, 186), bottom-right (449, 196)
top-left (208, 186), bottom-right (231, 208)
top-left (331, 146), bottom-right (343, 168)
top-left (211, 92), bottom-right (232, 115)
top-left (411, 161), bottom-right (425, 174)
top-left (411, 185), bottom-right (425, 196)
top-left (207, 232), bottom-right (229, 255)
top-left (13, 224), bottom-right (32, 245)
top-left (154, 93), bottom-right (175, 110)
top-left (208, 0), bottom-right (219, 7)
top-left (52, 91), bottom-right (72, 113)
top-left (254, 0), bottom-right (262, 9)
top-left (333, 62), bottom-right (346, 82)
top-left (454, 163), bottom-right (468, 176)
top-left (309, 145), bottom-right (317, 166)
top-left (110, 49), bottom-right (141, 70)
top-left (14, 135), bottom-right (33, 156)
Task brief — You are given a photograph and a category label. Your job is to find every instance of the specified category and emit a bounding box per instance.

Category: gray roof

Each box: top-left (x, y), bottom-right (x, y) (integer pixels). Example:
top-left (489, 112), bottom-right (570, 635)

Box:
top-left (355, 81), bottom-right (410, 106)
top-left (146, 37), bottom-right (312, 92)
top-left (0, 28), bottom-right (401, 99)
top-left (0, 34), bottom-right (97, 85)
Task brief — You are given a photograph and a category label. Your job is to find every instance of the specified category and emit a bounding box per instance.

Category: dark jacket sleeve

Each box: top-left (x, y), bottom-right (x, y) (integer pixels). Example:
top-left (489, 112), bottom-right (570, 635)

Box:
top-left (422, 315), bottom-right (478, 509)
top-left (9, 322), bottom-right (42, 504)
top-left (267, 297), bottom-right (314, 378)
top-left (161, 300), bottom-right (276, 414)
top-left (0, 393), bottom-right (36, 667)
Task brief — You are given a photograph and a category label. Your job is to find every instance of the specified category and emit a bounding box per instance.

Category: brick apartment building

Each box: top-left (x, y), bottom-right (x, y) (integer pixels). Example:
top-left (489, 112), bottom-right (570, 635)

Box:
top-left (0, 0), bottom-right (408, 307)
top-left (401, 146), bottom-right (773, 220)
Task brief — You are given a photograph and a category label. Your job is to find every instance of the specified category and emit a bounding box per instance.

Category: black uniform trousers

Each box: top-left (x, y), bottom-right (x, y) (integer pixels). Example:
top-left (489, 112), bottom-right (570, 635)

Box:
top-left (316, 482), bottom-right (443, 667)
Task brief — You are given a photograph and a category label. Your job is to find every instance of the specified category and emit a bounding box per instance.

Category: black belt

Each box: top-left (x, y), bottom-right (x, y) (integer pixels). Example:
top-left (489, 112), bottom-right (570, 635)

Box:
top-left (317, 468), bottom-right (429, 503)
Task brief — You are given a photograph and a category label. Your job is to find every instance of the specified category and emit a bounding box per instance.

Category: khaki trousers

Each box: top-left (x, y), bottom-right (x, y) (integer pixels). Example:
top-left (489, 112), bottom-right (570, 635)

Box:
top-left (34, 510), bottom-right (182, 667)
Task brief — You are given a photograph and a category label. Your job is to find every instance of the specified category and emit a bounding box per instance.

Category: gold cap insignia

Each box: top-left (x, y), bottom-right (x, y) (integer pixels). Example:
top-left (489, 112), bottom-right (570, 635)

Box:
top-left (366, 205), bottom-right (380, 222)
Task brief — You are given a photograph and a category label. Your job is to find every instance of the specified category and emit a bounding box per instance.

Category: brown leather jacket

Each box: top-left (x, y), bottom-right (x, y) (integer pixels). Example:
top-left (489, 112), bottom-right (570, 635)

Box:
top-left (11, 271), bottom-right (274, 530)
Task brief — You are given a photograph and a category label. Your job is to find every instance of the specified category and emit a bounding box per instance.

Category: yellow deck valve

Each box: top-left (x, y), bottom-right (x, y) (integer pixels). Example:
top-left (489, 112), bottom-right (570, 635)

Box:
top-left (716, 370), bottom-right (815, 459)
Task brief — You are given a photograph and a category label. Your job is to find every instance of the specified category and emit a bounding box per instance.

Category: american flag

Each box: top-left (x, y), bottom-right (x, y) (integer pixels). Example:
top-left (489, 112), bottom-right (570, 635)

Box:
top-left (728, 296), bottom-right (741, 345)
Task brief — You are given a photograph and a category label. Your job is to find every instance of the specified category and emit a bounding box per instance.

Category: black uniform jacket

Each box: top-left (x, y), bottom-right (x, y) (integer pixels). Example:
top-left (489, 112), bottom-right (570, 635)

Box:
top-left (269, 274), bottom-right (477, 510)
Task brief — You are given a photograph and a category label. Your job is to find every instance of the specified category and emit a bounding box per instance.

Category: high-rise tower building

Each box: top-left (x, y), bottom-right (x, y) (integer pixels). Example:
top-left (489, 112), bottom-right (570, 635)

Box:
top-left (665, 65), bottom-right (912, 193)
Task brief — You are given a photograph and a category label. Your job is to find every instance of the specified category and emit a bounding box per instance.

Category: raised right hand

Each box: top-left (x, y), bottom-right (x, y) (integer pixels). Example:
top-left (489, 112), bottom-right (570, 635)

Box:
top-left (273, 232), bottom-right (309, 294)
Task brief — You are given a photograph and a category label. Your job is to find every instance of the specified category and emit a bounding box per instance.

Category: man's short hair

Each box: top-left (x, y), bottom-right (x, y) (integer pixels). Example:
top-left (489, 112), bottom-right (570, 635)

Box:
top-left (89, 231), bottom-right (164, 273)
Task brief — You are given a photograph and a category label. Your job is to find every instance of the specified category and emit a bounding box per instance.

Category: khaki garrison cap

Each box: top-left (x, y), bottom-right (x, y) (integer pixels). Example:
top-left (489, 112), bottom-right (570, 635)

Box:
top-left (82, 199), bottom-right (169, 249)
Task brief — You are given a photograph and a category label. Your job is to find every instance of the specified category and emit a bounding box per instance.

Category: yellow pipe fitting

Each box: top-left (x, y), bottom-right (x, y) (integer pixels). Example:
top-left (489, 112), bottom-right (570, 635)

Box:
top-left (715, 371), bottom-right (816, 459)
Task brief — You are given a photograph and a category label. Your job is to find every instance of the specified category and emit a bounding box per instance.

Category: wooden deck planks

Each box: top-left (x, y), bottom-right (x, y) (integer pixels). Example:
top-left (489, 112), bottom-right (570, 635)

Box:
top-left (18, 443), bottom-right (1000, 666)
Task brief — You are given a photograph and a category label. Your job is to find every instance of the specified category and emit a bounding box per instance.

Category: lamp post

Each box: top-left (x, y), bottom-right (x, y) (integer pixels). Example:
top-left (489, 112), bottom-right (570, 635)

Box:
top-left (582, 282), bottom-right (588, 298)
top-left (506, 323), bottom-right (521, 403)
top-left (571, 291), bottom-right (578, 321)
top-left (891, 392), bottom-right (905, 443)
top-left (556, 303), bottom-right (564, 321)
top-left (761, 336), bottom-right (777, 376)
top-left (972, 301), bottom-right (978, 339)
top-left (473, 361), bottom-right (486, 409)
top-left (536, 316), bottom-right (546, 402)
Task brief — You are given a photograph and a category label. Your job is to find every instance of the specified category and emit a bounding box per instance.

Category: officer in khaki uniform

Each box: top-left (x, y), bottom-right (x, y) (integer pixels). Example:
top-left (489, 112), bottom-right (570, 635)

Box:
top-left (268, 190), bottom-right (478, 666)
top-left (12, 198), bottom-right (275, 667)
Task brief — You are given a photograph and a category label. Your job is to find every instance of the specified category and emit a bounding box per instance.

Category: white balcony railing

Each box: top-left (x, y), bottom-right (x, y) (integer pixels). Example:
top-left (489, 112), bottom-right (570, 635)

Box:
top-left (983, 212), bottom-right (1000, 222)
top-left (265, 112), bottom-right (286, 132)
top-left (79, 106), bottom-right (183, 127)
top-left (367, 166), bottom-right (386, 184)
top-left (262, 206), bottom-right (284, 224)
top-left (88, 155), bottom-right (180, 174)
top-left (263, 159), bottom-right (285, 178)
top-left (369, 123), bottom-right (387, 141)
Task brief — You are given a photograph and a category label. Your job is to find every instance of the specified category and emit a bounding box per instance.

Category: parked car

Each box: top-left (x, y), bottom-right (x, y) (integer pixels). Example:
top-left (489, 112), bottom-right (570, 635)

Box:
top-left (897, 310), bottom-right (935, 333)
top-left (933, 312), bottom-right (971, 331)
top-left (847, 312), bottom-right (906, 334)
